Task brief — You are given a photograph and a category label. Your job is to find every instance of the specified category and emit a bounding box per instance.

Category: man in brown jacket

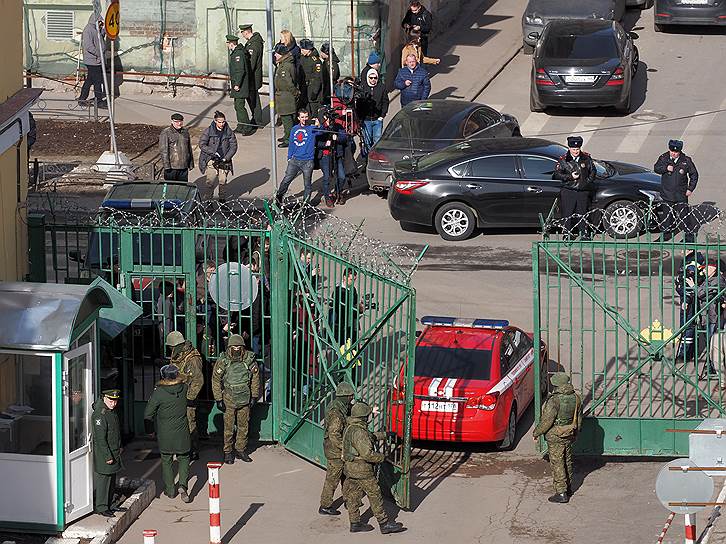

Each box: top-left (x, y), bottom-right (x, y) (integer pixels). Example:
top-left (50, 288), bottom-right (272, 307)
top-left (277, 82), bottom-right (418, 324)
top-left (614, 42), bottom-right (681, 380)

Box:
top-left (159, 113), bottom-right (194, 181)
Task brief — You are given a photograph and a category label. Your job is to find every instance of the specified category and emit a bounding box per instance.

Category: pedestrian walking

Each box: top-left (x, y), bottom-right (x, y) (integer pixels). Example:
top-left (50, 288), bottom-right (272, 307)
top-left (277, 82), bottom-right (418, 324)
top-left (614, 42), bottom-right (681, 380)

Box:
top-left (212, 334), bottom-right (260, 464)
top-left (299, 39), bottom-right (325, 116)
top-left (274, 44), bottom-right (301, 146)
top-left (316, 108), bottom-right (348, 207)
top-left (532, 372), bottom-right (582, 504)
top-left (198, 111), bottom-right (238, 201)
top-left (401, 29), bottom-right (440, 67)
top-left (240, 24), bottom-right (264, 128)
top-left (166, 331), bottom-right (204, 461)
top-left (357, 68), bottom-right (389, 154)
top-left (320, 43), bottom-right (340, 105)
top-left (319, 382), bottom-right (356, 516)
top-left (342, 402), bottom-right (405, 534)
top-left (654, 139), bottom-right (699, 242)
top-left (553, 136), bottom-right (595, 240)
top-left (78, 14), bottom-right (107, 108)
top-left (92, 389), bottom-right (123, 517)
top-left (359, 51), bottom-right (382, 85)
top-left (144, 364), bottom-right (192, 503)
top-left (226, 34), bottom-right (254, 136)
top-left (394, 54), bottom-right (431, 107)
top-left (159, 113), bottom-right (194, 181)
top-left (275, 109), bottom-right (323, 203)
top-left (402, 0), bottom-right (433, 57)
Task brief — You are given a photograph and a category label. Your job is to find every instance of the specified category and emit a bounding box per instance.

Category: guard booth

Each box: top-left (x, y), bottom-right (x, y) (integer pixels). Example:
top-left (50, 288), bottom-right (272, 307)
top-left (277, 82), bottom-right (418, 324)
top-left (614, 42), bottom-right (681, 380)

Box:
top-left (0, 280), bottom-right (141, 533)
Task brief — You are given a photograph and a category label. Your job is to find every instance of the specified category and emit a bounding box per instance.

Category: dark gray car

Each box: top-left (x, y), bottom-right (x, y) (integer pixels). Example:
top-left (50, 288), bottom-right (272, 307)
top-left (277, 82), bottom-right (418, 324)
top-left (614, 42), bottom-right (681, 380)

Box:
top-left (522, 0), bottom-right (627, 54)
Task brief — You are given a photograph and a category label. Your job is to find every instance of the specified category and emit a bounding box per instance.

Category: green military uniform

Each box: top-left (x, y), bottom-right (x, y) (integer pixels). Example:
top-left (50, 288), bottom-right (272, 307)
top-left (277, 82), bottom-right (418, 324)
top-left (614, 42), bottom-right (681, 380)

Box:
top-left (532, 372), bottom-right (582, 503)
top-left (92, 390), bottom-right (122, 515)
top-left (274, 51), bottom-right (299, 141)
top-left (168, 335), bottom-right (204, 457)
top-left (300, 48), bottom-right (324, 116)
top-left (241, 25), bottom-right (264, 126)
top-left (212, 335), bottom-right (260, 461)
top-left (319, 383), bottom-right (355, 513)
top-left (143, 370), bottom-right (191, 499)
top-left (227, 35), bottom-right (252, 134)
top-left (321, 48), bottom-right (340, 104)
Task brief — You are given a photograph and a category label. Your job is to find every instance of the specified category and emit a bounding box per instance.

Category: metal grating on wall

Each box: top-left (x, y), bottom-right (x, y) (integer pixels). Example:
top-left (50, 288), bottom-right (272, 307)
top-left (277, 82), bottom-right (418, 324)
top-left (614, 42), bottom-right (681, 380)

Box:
top-left (45, 10), bottom-right (75, 41)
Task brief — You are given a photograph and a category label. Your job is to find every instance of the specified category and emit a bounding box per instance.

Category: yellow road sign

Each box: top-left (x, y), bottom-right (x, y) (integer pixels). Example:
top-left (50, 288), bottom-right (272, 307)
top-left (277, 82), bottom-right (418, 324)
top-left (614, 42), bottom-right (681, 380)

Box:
top-left (105, 2), bottom-right (120, 40)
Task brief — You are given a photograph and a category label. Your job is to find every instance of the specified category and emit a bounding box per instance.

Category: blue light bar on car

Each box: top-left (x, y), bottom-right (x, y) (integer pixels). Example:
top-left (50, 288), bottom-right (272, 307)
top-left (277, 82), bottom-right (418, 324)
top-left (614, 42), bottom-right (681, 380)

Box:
top-left (421, 316), bottom-right (509, 329)
top-left (102, 199), bottom-right (185, 210)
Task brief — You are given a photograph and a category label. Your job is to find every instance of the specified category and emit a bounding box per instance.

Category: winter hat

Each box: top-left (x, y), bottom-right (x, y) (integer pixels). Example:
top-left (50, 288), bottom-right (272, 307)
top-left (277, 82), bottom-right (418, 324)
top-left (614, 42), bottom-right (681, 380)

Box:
top-left (367, 51), bottom-right (382, 65)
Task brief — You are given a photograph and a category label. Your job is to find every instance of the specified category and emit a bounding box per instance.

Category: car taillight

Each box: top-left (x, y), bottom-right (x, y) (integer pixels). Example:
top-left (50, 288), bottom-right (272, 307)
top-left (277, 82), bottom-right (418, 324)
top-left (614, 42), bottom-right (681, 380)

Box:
top-left (535, 68), bottom-right (554, 86)
top-left (607, 66), bottom-right (625, 86)
top-left (394, 180), bottom-right (429, 195)
top-left (391, 374), bottom-right (405, 401)
top-left (368, 150), bottom-right (391, 165)
top-left (466, 392), bottom-right (499, 411)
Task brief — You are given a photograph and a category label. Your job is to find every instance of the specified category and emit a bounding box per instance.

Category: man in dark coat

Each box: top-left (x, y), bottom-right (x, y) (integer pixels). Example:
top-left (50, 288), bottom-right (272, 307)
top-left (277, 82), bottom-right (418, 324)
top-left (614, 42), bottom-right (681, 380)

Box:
top-left (319, 382), bottom-right (355, 515)
top-left (198, 111), bottom-right (238, 200)
top-left (654, 139), bottom-right (699, 242)
top-left (358, 68), bottom-right (389, 155)
top-left (316, 107), bottom-right (348, 207)
top-left (159, 113), bottom-right (194, 181)
top-left (394, 54), bottom-right (430, 107)
top-left (402, 0), bottom-right (433, 57)
top-left (320, 43), bottom-right (340, 106)
top-left (533, 373), bottom-right (582, 504)
top-left (553, 135), bottom-right (596, 240)
top-left (359, 50), bottom-right (382, 87)
top-left (299, 39), bottom-right (325, 117)
top-left (144, 365), bottom-right (192, 502)
top-left (227, 34), bottom-right (254, 135)
top-left (274, 44), bottom-right (300, 145)
top-left (92, 389), bottom-right (122, 517)
top-left (240, 24), bottom-right (264, 128)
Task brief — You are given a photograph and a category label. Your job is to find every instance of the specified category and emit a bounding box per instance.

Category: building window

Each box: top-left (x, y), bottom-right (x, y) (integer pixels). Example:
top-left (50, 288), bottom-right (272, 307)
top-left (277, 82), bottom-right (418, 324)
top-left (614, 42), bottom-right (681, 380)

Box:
top-left (45, 10), bottom-right (75, 41)
top-left (0, 353), bottom-right (54, 455)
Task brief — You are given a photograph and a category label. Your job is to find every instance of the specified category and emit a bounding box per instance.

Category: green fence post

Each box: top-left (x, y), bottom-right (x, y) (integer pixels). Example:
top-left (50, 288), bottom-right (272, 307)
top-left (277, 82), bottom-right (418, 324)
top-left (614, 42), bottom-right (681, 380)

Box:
top-left (270, 220), bottom-right (289, 442)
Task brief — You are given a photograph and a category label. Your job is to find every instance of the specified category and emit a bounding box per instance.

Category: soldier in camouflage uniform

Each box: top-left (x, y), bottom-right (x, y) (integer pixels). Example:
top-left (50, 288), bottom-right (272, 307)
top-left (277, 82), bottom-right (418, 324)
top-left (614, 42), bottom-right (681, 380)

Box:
top-left (532, 372), bottom-right (582, 503)
top-left (342, 402), bottom-right (405, 534)
top-left (319, 382), bottom-right (355, 516)
top-left (166, 331), bottom-right (204, 461)
top-left (212, 334), bottom-right (260, 464)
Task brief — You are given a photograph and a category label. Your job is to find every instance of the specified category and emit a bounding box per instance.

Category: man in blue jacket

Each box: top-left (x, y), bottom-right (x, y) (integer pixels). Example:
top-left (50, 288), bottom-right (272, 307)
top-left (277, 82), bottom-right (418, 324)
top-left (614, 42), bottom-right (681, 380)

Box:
top-left (394, 54), bottom-right (431, 107)
top-left (276, 109), bottom-right (323, 203)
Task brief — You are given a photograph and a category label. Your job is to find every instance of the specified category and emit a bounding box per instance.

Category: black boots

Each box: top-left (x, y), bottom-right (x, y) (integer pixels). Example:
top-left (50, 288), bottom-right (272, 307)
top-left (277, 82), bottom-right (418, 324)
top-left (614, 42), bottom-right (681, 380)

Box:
top-left (318, 506), bottom-right (340, 516)
top-left (548, 492), bottom-right (569, 503)
top-left (235, 450), bottom-right (252, 462)
top-left (224, 452), bottom-right (235, 464)
top-left (350, 522), bottom-right (374, 533)
top-left (380, 520), bottom-right (406, 534)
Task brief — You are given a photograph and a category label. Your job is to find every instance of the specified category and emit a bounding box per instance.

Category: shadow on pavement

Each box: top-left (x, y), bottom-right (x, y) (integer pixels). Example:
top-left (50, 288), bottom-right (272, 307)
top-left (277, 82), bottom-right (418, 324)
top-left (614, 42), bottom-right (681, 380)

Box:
top-left (222, 502), bottom-right (265, 543)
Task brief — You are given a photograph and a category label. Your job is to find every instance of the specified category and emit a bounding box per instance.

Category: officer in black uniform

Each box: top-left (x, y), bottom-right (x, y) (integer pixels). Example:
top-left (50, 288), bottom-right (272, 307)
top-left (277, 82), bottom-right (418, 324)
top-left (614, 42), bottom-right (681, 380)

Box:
top-left (553, 136), bottom-right (595, 240)
top-left (654, 139), bottom-right (699, 242)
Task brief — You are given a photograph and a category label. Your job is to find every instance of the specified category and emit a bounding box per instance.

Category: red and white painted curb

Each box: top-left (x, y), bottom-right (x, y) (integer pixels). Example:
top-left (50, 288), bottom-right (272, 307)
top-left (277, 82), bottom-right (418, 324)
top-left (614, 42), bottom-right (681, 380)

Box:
top-left (685, 513), bottom-right (696, 544)
top-left (208, 461), bottom-right (223, 544)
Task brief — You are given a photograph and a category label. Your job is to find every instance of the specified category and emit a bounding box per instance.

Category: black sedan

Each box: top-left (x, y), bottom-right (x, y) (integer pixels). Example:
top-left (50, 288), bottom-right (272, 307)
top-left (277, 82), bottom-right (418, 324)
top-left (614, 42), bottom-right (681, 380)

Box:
top-left (387, 138), bottom-right (663, 241)
top-left (654, 0), bottom-right (726, 31)
top-left (366, 100), bottom-right (520, 191)
top-left (530, 19), bottom-right (638, 113)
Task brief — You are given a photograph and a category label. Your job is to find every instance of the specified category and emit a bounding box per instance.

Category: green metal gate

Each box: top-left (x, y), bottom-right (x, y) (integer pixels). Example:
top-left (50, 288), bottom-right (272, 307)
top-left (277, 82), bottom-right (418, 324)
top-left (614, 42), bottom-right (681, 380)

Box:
top-left (534, 205), bottom-right (726, 456)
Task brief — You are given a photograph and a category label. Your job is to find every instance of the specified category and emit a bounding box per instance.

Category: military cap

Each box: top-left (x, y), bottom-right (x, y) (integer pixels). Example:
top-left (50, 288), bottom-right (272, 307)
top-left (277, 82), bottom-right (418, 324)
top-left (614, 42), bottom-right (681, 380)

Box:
top-left (336, 382), bottom-right (356, 397)
top-left (351, 402), bottom-right (372, 417)
top-left (566, 136), bottom-right (583, 148)
top-left (238, 24), bottom-right (253, 31)
top-left (299, 38), bottom-right (314, 50)
top-left (550, 372), bottom-right (571, 387)
top-left (668, 139), bottom-right (683, 152)
top-left (226, 34), bottom-right (240, 42)
top-left (165, 330), bottom-right (185, 347)
top-left (228, 334), bottom-right (245, 347)
top-left (274, 43), bottom-right (289, 55)
top-left (170, 113), bottom-right (184, 121)
top-left (103, 388), bottom-right (121, 399)
top-left (160, 364), bottom-right (179, 380)
top-left (320, 42), bottom-right (331, 54)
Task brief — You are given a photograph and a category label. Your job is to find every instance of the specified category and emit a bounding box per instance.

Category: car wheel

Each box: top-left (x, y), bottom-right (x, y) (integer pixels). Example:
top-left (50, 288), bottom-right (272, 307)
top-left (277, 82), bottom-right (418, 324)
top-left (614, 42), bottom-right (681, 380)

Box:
top-left (498, 407), bottom-right (517, 451)
top-left (615, 93), bottom-right (631, 114)
top-left (512, 127), bottom-right (522, 137)
top-left (529, 86), bottom-right (544, 113)
top-left (603, 200), bottom-right (643, 239)
top-left (523, 42), bottom-right (534, 55)
top-left (434, 202), bottom-right (476, 241)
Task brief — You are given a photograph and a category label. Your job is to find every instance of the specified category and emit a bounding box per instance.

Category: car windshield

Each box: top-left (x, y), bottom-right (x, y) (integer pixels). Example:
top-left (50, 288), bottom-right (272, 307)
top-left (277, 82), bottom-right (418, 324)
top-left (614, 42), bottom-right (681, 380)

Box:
top-left (593, 159), bottom-right (615, 178)
top-left (415, 346), bottom-right (492, 380)
top-left (543, 33), bottom-right (618, 60)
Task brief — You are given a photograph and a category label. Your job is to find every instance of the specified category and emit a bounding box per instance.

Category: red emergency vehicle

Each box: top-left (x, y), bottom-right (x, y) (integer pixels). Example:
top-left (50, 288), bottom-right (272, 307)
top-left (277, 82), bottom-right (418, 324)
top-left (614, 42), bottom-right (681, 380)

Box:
top-left (390, 316), bottom-right (548, 448)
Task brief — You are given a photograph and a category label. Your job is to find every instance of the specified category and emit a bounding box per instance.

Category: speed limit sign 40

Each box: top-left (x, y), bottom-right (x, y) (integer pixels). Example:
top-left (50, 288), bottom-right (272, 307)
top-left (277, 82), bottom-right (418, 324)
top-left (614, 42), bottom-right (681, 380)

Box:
top-left (105, 1), bottom-right (120, 40)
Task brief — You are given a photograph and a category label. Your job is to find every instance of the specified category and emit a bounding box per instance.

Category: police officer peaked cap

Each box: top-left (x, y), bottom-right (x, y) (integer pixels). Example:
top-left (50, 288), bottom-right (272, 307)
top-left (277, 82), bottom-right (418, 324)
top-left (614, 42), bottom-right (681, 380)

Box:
top-left (274, 43), bottom-right (289, 55)
top-left (239, 24), bottom-right (253, 31)
top-left (165, 330), bottom-right (185, 347)
top-left (170, 113), bottom-right (184, 121)
top-left (566, 136), bottom-right (583, 148)
top-left (103, 389), bottom-right (121, 399)
top-left (228, 334), bottom-right (245, 347)
top-left (336, 382), bottom-right (356, 397)
top-left (550, 372), bottom-right (571, 387)
top-left (299, 38), bottom-right (314, 50)
top-left (320, 43), bottom-right (332, 54)
top-left (351, 402), bottom-right (372, 417)
top-left (160, 364), bottom-right (179, 380)
top-left (226, 34), bottom-right (240, 42)
top-left (668, 139), bottom-right (683, 152)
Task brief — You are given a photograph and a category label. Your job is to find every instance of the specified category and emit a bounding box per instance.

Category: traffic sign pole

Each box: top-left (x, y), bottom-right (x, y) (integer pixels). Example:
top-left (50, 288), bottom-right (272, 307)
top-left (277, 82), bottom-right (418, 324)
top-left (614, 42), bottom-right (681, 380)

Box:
top-left (104, 1), bottom-right (120, 165)
top-left (685, 513), bottom-right (696, 544)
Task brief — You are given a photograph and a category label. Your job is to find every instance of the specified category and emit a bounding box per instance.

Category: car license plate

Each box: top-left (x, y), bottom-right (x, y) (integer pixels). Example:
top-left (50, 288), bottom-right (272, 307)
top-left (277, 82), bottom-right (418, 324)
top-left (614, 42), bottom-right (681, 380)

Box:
top-left (564, 75), bottom-right (596, 83)
top-left (420, 400), bottom-right (458, 413)
top-left (681, 0), bottom-right (708, 3)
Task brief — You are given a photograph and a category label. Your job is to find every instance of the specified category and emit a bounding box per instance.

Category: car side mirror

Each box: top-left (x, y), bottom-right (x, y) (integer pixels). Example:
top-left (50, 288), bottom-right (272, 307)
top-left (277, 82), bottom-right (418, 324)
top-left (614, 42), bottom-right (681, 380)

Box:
top-left (628, 31), bottom-right (639, 40)
top-left (527, 32), bottom-right (540, 41)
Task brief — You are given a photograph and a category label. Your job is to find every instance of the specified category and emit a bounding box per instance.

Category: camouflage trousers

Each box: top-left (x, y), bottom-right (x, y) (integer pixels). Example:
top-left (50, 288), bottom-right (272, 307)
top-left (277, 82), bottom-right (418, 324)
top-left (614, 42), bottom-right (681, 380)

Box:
top-left (223, 405), bottom-right (250, 454)
top-left (187, 406), bottom-right (198, 454)
top-left (320, 458), bottom-right (345, 508)
top-left (547, 439), bottom-right (574, 494)
top-left (342, 476), bottom-right (387, 524)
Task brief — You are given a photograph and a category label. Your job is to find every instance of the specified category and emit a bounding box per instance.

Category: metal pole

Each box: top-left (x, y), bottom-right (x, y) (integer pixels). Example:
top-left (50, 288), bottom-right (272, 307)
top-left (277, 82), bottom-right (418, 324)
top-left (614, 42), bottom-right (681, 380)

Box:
top-left (142, 529), bottom-right (157, 544)
top-left (350, 0), bottom-right (355, 77)
top-left (207, 462), bottom-right (223, 544)
top-left (685, 513), bottom-right (696, 544)
top-left (328, 0), bottom-right (334, 107)
top-left (95, 17), bottom-right (117, 157)
top-left (111, 39), bottom-right (118, 164)
top-left (266, 0), bottom-right (278, 192)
